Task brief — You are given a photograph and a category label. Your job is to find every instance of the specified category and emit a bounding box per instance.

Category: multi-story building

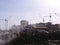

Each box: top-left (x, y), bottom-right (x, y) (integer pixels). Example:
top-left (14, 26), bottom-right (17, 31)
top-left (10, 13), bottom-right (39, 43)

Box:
top-left (35, 22), bottom-right (59, 31)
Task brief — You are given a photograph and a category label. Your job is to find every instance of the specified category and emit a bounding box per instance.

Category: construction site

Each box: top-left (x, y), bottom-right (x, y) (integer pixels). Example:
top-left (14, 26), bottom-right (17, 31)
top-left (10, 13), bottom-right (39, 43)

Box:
top-left (0, 13), bottom-right (60, 45)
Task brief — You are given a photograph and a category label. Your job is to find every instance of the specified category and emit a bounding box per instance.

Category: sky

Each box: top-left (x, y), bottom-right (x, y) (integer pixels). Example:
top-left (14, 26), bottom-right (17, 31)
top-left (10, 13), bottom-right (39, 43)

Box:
top-left (0, 0), bottom-right (60, 29)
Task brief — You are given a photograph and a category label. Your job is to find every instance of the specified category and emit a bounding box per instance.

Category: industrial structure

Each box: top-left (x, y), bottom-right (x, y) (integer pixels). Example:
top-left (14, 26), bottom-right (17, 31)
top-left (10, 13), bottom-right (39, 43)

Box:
top-left (0, 18), bottom-right (8, 30)
top-left (0, 13), bottom-right (60, 45)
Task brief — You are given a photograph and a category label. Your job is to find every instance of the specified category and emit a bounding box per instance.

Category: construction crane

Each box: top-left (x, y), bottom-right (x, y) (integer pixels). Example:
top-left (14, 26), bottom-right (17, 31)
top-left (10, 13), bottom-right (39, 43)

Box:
top-left (43, 14), bottom-right (52, 23)
top-left (55, 13), bottom-right (60, 17)
top-left (0, 19), bottom-right (8, 30)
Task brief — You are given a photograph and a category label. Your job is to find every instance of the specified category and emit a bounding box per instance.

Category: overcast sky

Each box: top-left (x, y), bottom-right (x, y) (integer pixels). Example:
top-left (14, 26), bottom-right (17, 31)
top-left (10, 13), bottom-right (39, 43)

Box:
top-left (0, 0), bottom-right (60, 29)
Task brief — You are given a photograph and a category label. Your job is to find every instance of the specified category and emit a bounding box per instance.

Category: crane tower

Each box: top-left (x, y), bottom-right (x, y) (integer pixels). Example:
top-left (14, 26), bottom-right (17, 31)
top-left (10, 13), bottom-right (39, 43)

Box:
top-left (0, 19), bottom-right (8, 30)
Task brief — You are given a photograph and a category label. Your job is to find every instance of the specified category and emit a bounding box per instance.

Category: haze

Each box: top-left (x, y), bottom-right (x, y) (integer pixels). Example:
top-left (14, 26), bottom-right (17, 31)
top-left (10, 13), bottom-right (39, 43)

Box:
top-left (0, 0), bottom-right (60, 29)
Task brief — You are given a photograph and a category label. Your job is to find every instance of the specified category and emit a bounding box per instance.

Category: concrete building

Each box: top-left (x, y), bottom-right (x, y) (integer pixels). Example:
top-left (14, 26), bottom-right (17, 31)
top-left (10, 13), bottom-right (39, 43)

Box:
top-left (35, 22), bottom-right (59, 31)
top-left (55, 24), bottom-right (60, 30)
top-left (20, 20), bottom-right (28, 27)
top-left (36, 23), bottom-right (46, 28)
